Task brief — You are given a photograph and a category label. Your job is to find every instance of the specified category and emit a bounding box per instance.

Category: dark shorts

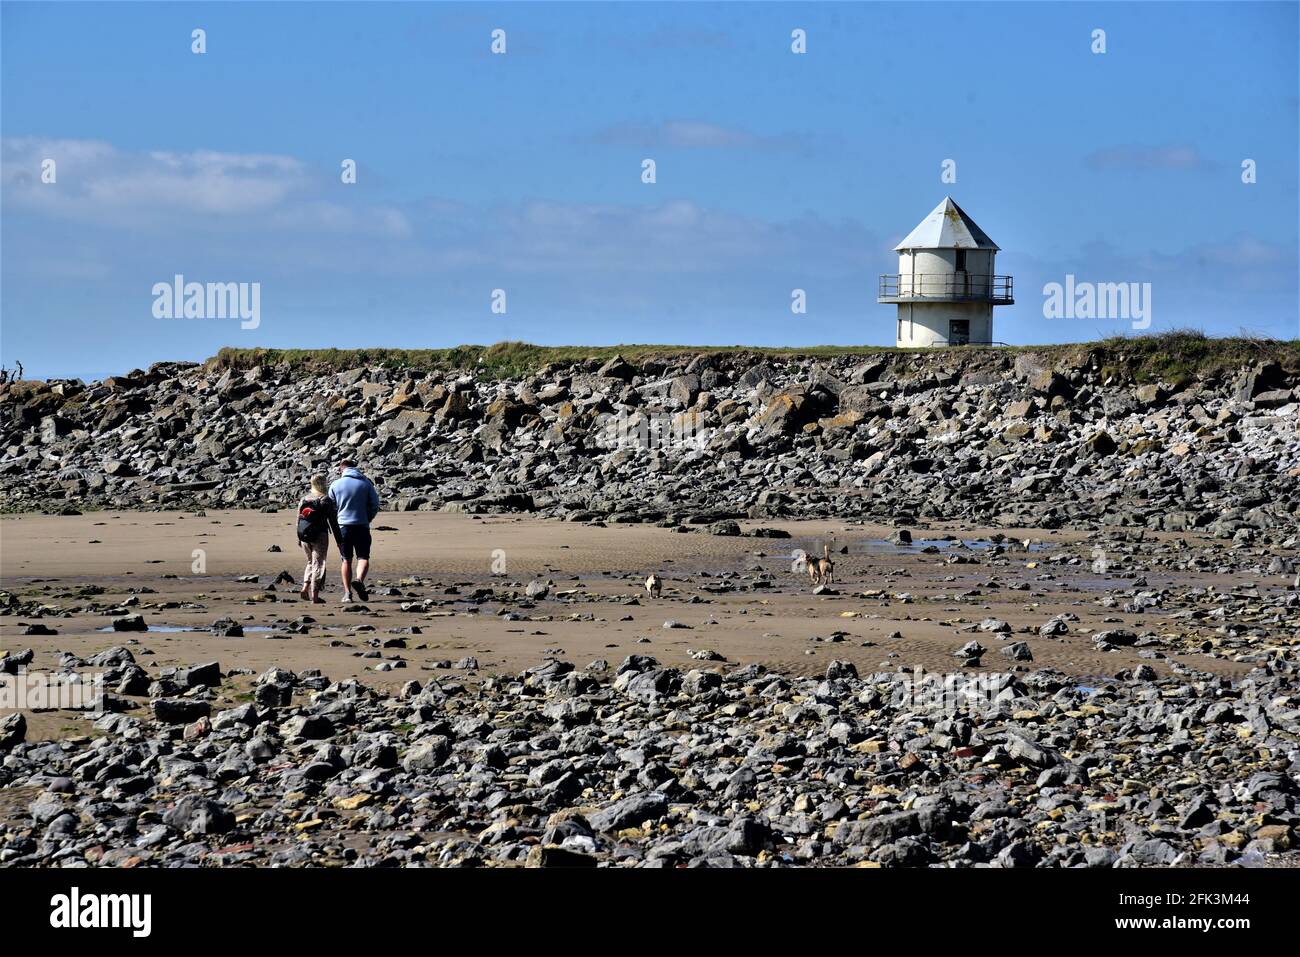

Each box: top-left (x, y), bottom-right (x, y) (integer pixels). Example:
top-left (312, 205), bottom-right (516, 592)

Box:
top-left (338, 524), bottom-right (372, 562)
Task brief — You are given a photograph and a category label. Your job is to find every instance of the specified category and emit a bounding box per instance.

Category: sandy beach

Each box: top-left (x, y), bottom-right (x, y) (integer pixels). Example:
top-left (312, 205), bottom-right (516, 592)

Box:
top-left (1, 509), bottom-right (1265, 741)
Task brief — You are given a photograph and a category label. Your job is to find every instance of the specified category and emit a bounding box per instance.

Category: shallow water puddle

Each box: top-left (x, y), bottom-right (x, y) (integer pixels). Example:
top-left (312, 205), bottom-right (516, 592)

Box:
top-left (95, 624), bottom-right (281, 633)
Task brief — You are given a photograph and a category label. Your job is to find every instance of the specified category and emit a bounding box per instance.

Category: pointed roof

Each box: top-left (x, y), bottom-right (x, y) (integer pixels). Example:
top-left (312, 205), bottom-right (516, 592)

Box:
top-left (894, 197), bottom-right (1000, 251)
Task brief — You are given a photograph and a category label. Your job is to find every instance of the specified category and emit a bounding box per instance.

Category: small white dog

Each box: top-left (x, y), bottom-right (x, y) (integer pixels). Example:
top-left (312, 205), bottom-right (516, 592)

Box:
top-left (645, 573), bottom-right (662, 599)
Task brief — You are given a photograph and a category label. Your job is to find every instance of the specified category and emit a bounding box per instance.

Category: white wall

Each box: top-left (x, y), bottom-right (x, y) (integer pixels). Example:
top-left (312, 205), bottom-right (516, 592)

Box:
top-left (895, 302), bottom-right (993, 347)
top-left (895, 249), bottom-right (998, 297)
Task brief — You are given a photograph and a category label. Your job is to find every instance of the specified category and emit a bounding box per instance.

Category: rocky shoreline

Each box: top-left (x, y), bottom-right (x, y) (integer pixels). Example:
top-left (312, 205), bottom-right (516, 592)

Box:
top-left (2, 647), bottom-right (1297, 868)
top-left (3, 346), bottom-right (1298, 540)
top-left (3, 342), bottom-right (1299, 868)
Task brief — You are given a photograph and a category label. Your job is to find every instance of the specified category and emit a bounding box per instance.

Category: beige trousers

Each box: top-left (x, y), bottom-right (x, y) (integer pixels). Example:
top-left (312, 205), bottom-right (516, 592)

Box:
top-left (300, 534), bottom-right (329, 597)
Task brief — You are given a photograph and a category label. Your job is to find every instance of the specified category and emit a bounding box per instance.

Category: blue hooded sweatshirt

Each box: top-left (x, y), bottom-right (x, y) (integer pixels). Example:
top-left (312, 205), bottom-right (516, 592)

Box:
top-left (329, 468), bottom-right (380, 526)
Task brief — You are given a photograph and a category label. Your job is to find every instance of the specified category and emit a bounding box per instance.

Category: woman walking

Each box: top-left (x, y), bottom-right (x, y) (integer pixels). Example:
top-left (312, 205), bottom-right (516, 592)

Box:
top-left (296, 474), bottom-right (341, 603)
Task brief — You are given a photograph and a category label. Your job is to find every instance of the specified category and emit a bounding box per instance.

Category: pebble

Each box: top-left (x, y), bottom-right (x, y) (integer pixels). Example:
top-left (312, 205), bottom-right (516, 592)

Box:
top-left (0, 644), bottom-right (1294, 868)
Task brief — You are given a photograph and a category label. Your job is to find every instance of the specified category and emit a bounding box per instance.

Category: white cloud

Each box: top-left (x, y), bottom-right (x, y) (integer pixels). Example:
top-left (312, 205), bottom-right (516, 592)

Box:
top-left (266, 200), bottom-right (413, 238)
top-left (586, 120), bottom-right (798, 151)
top-left (1, 135), bottom-right (883, 283)
top-left (2, 137), bottom-right (310, 221)
top-left (1085, 144), bottom-right (1214, 172)
top-left (477, 198), bottom-right (873, 278)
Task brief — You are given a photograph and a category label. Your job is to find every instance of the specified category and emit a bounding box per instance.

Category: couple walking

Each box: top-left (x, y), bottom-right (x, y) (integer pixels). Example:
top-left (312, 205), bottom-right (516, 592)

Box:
top-left (295, 459), bottom-right (380, 604)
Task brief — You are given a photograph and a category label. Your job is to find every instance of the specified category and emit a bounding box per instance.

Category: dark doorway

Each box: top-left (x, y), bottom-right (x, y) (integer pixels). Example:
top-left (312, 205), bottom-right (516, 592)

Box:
top-left (949, 319), bottom-right (970, 345)
top-left (954, 249), bottom-right (967, 272)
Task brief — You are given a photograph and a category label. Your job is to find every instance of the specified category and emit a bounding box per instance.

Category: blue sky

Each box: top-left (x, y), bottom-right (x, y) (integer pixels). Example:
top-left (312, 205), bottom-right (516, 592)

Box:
top-left (2, 1), bottom-right (1297, 380)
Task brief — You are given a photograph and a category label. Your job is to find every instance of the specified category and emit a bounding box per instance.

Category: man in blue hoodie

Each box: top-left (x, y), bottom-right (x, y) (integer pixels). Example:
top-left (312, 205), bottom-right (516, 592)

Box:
top-left (328, 458), bottom-right (380, 603)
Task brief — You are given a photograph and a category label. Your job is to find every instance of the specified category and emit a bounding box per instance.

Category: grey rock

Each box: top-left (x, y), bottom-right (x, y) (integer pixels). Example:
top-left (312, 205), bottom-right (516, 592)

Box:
top-left (163, 796), bottom-right (235, 835)
top-left (0, 713), bottom-right (26, 750)
top-left (151, 698), bottom-right (211, 723)
top-left (588, 792), bottom-right (668, 832)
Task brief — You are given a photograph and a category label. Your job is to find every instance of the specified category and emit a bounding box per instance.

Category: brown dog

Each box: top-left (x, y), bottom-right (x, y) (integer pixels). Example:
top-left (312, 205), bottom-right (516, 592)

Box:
top-left (807, 545), bottom-right (834, 587)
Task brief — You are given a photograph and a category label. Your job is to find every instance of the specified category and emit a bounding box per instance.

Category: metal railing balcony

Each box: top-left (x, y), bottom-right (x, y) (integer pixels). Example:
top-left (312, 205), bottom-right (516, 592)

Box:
top-left (878, 273), bottom-right (1014, 304)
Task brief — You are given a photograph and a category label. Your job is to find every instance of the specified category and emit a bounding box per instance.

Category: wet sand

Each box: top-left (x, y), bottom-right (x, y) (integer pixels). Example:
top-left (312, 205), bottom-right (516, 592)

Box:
top-left (0, 510), bottom-right (1260, 741)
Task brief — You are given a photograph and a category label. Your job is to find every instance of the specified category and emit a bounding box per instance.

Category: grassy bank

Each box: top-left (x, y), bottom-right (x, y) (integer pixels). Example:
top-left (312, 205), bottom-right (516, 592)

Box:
top-left (1093, 330), bottom-right (1298, 385)
top-left (209, 332), bottom-right (1300, 383)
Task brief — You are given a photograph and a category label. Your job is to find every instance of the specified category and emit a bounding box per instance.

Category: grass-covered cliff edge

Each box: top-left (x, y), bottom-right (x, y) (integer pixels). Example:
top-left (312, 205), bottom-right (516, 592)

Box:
top-left (208, 331), bottom-right (1300, 387)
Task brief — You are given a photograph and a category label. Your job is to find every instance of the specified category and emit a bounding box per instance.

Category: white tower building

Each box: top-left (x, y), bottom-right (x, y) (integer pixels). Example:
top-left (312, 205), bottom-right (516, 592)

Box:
top-left (879, 197), bottom-right (1013, 347)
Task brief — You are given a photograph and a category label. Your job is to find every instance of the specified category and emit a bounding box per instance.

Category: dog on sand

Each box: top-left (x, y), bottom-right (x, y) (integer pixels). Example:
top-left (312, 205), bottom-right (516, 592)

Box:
top-left (807, 545), bottom-right (834, 587)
